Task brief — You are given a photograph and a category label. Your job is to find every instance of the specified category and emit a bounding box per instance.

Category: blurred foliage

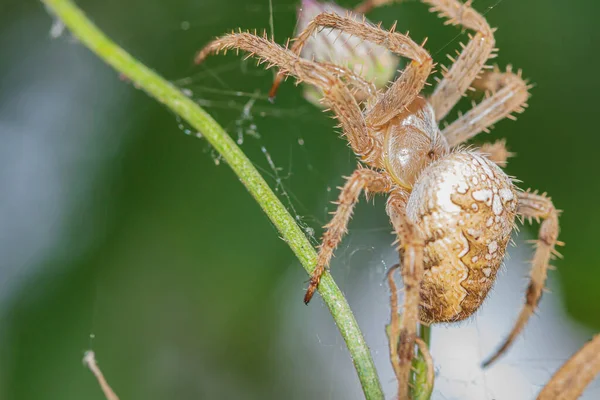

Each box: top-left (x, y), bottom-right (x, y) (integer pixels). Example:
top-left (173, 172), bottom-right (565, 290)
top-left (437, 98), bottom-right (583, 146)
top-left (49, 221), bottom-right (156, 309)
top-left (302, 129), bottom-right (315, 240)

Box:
top-left (1, 0), bottom-right (600, 399)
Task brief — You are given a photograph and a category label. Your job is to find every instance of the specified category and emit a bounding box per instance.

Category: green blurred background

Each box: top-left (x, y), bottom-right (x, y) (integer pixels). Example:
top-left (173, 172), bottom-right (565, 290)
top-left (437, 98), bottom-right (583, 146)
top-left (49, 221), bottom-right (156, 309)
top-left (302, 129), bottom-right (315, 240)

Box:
top-left (1, 0), bottom-right (599, 399)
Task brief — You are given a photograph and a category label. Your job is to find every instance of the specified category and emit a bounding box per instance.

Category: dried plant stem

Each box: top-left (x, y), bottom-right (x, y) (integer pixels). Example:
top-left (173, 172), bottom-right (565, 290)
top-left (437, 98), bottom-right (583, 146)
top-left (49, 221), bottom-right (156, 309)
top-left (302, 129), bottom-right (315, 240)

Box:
top-left (83, 351), bottom-right (120, 400)
top-left (40, 0), bottom-right (383, 398)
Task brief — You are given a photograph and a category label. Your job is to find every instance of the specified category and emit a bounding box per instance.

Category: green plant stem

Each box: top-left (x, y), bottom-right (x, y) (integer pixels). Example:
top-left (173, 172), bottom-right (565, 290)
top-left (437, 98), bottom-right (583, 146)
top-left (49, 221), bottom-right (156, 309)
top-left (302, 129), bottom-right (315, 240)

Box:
top-left (411, 325), bottom-right (434, 400)
top-left (41, 0), bottom-right (383, 398)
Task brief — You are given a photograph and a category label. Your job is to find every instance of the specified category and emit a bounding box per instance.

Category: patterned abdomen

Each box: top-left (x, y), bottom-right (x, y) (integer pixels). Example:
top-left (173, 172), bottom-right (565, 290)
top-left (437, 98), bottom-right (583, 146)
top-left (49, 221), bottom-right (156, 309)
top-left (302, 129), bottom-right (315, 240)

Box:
top-left (406, 151), bottom-right (518, 323)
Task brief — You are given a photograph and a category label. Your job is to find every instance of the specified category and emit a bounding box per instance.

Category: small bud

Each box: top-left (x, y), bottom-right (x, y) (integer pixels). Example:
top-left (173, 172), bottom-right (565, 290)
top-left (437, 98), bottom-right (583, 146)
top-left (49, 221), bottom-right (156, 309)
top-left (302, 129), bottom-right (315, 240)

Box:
top-left (296, 0), bottom-right (399, 107)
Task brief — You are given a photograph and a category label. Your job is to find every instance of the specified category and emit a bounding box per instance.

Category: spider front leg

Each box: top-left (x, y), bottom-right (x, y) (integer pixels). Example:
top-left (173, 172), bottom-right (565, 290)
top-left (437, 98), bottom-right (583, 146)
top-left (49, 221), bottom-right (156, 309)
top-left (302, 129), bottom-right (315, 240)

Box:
top-left (424, 0), bottom-right (496, 121)
top-left (274, 12), bottom-right (433, 127)
top-left (483, 191), bottom-right (561, 367)
top-left (443, 66), bottom-right (530, 146)
top-left (195, 33), bottom-right (378, 159)
top-left (387, 192), bottom-right (426, 400)
top-left (269, 58), bottom-right (379, 103)
top-left (305, 168), bottom-right (391, 303)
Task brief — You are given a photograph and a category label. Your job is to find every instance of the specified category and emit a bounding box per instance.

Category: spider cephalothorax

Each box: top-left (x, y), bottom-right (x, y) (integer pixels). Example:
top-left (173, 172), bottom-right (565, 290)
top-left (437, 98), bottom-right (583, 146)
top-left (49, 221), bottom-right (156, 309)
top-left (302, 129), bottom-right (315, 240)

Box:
top-left (195, 1), bottom-right (561, 398)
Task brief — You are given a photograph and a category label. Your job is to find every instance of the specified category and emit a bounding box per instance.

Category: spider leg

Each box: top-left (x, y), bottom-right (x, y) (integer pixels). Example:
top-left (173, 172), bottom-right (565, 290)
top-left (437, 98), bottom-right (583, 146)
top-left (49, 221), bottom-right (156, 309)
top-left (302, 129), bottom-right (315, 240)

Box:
top-left (483, 191), bottom-right (561, 367)
top-left (305, 168), bottom-right (391, 303)
top-left (271, 12), bottom-right (433, 127)
top-left (268, 5), bottom-right (393, 103)
top-left (387, 191), bottom-right (425, 400)
top-left (269, 60), bottom-right (379, 104)
top-left (195, 33), bottom-right (378, 159)
top-left (388, 268), bottom-right (434, 400)
top-left (537, 335), bottom-right (600, 400)
top-left (423, 0), bottom-right (496, 121)
top-left (305, 61), bottom-right (379, 103)
top-left (478, 139), bottom-right (513, 167)
top-left (387, 264), bottom-right (403, 384)
top-left (443, 66), bottom-right (530, 146)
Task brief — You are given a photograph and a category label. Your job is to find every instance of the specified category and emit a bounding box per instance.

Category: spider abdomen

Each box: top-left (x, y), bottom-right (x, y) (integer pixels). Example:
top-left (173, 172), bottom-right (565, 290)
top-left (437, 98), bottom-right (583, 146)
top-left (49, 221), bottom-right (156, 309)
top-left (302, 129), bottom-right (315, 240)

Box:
top-left (406, 151), bottom-right (518, 323)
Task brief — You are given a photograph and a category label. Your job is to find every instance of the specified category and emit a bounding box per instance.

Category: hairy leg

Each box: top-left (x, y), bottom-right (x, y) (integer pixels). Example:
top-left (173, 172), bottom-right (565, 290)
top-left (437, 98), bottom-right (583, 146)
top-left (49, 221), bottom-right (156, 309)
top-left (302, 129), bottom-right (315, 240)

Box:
top-left (306, 61), bottom-right (379, 102)
top-left (424, 0), bottom-right (496, 121)
top-left (443, 66), bottom-right (530, 146)
top-left (305, 168), bottom-right (391, 303)
top-left (479, 139), bottom-right (513, 167)
top-left (483, 190), bottom-right (562, 367)
top-left (387, 191), bottom-right (425, 400)
top-left (195, 33), bottom-right (379, 159)
top-left (270, 12), bottom-right (432, 127)
top-left (387, 263), bottom-right (403, 386)
top-left (269, 60), bottom-right (379, 103)
top-left (538, 335), bottom-right (600, 400)
top-left (388, 266), bottom-right (434, 400)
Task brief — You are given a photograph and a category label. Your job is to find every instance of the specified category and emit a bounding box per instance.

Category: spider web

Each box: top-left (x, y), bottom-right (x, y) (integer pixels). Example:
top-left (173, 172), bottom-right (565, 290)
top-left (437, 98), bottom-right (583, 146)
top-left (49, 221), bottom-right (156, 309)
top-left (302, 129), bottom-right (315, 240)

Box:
top-left (172, 67), bottom-right (325, 243)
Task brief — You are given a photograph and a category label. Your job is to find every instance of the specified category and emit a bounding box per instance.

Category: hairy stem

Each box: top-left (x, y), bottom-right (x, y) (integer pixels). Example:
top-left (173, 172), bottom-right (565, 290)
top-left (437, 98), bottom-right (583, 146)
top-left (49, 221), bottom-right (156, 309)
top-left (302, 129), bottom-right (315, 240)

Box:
top-left (40, 0), bottom-right (383, 398)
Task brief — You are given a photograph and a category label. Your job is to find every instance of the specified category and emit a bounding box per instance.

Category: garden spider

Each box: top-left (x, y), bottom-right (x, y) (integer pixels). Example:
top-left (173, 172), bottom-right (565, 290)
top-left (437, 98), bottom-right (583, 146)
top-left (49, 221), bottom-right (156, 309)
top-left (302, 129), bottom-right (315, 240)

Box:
top-left (195, 0), bottom-right (560, 398)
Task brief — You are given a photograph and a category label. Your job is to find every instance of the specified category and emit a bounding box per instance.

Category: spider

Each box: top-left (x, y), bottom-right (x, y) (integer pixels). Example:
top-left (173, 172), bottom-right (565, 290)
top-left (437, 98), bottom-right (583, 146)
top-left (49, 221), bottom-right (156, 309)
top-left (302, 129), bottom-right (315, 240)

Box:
top-left (195, 0), bottom-right (561, 398)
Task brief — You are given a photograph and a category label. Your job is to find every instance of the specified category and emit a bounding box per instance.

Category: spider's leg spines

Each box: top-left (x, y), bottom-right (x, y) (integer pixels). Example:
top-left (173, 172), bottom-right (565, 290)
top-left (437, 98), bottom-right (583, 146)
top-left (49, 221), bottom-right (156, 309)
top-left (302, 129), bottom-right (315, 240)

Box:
top-left (446, 54), bottom-right (457, 63)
